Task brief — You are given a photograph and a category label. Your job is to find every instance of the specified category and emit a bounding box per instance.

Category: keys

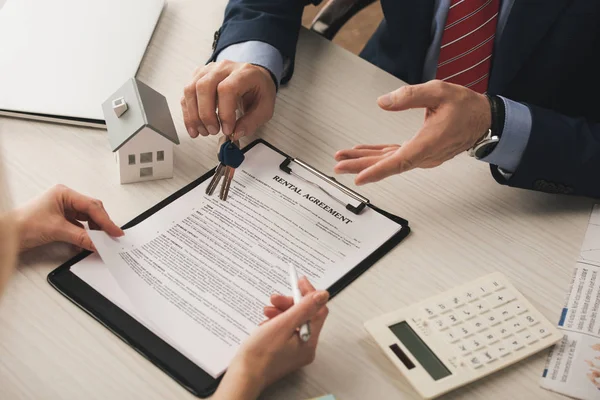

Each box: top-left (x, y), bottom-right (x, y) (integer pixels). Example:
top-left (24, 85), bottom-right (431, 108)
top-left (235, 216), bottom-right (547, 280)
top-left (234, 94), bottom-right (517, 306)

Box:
top-left (206, 139), bottom-right (245, 201)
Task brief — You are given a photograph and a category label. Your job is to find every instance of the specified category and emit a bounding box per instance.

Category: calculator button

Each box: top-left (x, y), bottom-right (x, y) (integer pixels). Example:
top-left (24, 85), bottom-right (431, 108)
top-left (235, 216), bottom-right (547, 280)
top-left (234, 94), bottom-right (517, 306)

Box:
top-left (422, 307), bottom-right (437, 318)
top-left (489, 279), bottom-right (505, 291)
top-left (497, 324), bottom-right (512, 338)
top-left (458, 324), bottom-right (474, 339)
top-left (510, 319), bottom-right (526, 332)
top-left (505, 301), bottom-right (528, 315)
top-left (486, 290), bottom-right (513, 308)
top-left (434, 301), bottom-right (452, 314)
top-left (456, 342), bottom-right (470, 356)
top-left (443, 313), bottom-right (461, 326)
top-left (467, 355), bottom-right (484, 369)
top-left (462, 290), bottom-right (478, 302)
top-left (458, 304), bottom-right (476, 320)
top-left (496, 305), bottom-right (513, 321)
top-left (535, 326), bottom-right (553, 339)
top-left (432, 317), bottom-right (448, 331)
top-left (449, 295), bottom-right (464, 307)
top-left (518, 312), bottom-right (539, 327)
top-left (476, 284), bottom-right (493, 297)
top-left (465, 336), bottom-right (485, 352)
top-left (491, 341), bottom-right (511, 358)
top-left (471, 317), bottom-right (488, 332)
top-left (443, 328), bottom-right (461, 343)
top-left (472, 300), bottom-right (490, 314)
top-left (482, 330), bottom-right (500, 344)
top-left (517, 329), bottom-right (538, 345)
top-left (485, 311), bottom-right (501, 326)
top-left (478, 349), bottom-right (498, 364)
top-left (507, 336), bottom-right (525, 351)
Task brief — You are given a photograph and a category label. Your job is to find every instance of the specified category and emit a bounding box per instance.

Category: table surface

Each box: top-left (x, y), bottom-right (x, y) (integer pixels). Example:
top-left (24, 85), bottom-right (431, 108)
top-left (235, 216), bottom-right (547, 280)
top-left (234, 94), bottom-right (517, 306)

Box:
top-left (0, 1), bottom-right (593, 399)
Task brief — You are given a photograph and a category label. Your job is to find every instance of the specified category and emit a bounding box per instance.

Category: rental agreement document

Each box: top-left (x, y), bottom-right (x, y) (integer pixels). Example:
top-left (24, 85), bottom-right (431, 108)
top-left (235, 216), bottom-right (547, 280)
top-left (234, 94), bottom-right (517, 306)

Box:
top-left (77, 142), bottom-right (402, 378)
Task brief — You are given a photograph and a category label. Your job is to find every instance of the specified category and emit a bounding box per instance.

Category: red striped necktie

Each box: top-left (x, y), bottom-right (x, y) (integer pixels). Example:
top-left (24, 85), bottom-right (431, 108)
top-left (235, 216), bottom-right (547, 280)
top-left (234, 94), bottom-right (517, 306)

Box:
top-left (435, 0), bottom-right (500, 93)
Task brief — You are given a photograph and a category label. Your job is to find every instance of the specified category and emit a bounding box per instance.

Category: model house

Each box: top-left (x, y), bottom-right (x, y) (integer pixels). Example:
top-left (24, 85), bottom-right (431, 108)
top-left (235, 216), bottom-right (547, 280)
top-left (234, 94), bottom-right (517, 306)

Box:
top-left (102, 78), bottom-right (180, 184)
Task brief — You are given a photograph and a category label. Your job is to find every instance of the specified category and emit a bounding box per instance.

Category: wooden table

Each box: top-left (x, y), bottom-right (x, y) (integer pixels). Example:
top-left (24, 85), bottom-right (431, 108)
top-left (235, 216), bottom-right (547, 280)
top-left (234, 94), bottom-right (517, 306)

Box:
top-left (0, 1), bottom-right (593, 399)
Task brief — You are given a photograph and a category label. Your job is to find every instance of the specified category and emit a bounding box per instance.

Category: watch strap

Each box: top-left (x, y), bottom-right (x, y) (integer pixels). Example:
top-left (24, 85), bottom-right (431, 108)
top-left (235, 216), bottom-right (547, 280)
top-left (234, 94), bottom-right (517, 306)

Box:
top-left (486, 94), bottom-right (506, 138)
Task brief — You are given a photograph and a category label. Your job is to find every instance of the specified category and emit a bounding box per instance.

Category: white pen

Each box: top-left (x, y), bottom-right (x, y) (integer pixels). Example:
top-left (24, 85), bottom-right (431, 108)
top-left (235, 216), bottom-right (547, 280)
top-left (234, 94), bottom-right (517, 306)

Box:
top-left (288, 263), bottom-right (311, 342)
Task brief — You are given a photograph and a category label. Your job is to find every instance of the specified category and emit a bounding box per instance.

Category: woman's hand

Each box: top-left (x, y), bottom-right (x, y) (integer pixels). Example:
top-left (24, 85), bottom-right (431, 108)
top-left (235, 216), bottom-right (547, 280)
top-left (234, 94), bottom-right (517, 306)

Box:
top-left (214, 277), bottom-right (329, 400)
top-left (14, 185), bottom-right (124, 252)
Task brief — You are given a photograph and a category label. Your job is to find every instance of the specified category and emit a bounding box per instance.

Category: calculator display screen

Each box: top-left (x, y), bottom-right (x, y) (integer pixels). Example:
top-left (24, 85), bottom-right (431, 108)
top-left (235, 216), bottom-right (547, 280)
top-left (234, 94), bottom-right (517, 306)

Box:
top-left (389, 322), bottom-right (452, 381)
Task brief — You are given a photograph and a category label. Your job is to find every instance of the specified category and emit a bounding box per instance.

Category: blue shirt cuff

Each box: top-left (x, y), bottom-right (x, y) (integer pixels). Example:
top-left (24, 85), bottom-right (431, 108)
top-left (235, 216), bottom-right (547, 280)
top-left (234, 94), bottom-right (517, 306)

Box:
top-left (216, 41), bottom-right (284, 88)
top-left (480, 96), bottom-right (532, 174)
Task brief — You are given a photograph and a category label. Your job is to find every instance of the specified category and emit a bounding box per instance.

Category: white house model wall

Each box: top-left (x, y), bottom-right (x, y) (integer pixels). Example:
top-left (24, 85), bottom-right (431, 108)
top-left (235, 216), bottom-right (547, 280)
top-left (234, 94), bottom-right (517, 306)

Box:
top-left (116, 127), bottom-right (174, 184)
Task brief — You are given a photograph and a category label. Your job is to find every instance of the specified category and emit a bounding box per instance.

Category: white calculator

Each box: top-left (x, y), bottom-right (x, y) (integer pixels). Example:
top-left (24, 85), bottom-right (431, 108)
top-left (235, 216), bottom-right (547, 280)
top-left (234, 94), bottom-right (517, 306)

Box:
top-left (364, 272), bottom-right (562, 399)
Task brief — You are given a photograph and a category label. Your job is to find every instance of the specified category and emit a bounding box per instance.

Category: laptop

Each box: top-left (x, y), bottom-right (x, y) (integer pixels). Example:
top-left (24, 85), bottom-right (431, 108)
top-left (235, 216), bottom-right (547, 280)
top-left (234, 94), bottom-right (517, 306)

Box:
top-left (0, 0), bottom-right (165, 128)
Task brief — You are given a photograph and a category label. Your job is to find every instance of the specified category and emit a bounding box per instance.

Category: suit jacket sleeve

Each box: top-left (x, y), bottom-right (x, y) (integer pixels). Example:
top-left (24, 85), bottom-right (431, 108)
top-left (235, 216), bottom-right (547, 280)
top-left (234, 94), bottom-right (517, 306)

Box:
top-left (209, 0), bottom-right (321, 85)
top-left (491, 104), bottom-right (600, 198)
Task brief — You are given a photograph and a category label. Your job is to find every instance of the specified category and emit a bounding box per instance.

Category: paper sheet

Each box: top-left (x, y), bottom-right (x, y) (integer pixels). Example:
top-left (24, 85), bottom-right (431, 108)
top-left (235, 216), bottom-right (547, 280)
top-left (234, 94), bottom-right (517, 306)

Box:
top-left (540, 205), bottom-right (600, 399)
top-left (79, 142), bottom-right (402, 377)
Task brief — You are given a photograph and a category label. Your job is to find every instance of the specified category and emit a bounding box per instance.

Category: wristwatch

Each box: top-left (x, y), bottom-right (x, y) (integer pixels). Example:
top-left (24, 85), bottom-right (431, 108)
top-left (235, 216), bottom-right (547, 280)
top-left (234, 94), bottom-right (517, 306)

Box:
top-left (468, 94), bottom-right (505, 160)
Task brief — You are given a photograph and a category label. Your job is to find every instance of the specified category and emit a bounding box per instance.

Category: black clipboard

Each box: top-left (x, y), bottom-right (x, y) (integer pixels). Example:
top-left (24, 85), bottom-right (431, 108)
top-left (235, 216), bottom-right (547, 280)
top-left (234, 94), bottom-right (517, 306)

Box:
top-left (48, 139), bottom-right (411, 398)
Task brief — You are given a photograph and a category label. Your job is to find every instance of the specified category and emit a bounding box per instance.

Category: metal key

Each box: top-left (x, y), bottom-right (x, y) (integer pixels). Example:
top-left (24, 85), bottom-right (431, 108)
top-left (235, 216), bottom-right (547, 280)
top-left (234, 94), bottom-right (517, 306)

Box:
top-left (219, 140), bottom-right (245, 201)
top-left (205, 140), bottom-right (228, 196)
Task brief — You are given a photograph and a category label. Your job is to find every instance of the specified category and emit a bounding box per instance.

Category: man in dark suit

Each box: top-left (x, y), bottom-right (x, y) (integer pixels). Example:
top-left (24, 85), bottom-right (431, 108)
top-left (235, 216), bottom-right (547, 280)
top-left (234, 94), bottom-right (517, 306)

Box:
top-left (181, 0), bottom-right (600, 197)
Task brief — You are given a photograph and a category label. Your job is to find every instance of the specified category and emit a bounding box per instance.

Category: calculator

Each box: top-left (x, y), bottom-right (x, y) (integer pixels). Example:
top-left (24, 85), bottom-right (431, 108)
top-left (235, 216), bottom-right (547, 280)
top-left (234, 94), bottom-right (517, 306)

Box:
top-left (364, 272), bottom-right (562, 399)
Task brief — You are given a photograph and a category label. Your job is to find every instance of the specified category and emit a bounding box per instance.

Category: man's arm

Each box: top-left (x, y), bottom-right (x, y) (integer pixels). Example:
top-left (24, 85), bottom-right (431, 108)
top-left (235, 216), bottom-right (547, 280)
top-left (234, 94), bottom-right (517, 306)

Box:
top-left (333, 80), bottom-right (600, 199)
top-left (210, 0), bottom-right (321, 85)
top-left (181, 1), bottom-right (319, 139)
top-left (491, 105), bottom-right (600, 197)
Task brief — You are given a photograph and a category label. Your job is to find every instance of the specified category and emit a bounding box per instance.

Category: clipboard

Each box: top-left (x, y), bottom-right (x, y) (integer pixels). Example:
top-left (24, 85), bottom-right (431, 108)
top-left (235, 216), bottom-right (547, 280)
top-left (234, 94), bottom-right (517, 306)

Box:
top-left (48, 138), bottom-right (411, 398)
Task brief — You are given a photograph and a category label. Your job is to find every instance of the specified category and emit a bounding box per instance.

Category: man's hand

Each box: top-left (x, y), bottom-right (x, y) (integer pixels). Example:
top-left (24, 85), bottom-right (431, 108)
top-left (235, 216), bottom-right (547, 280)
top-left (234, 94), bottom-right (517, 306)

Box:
top-left (14, 185), bottom-right (124, 252)
top-left (213, 277), bottom-right (329, 400)
top-left (334, 80), bottom-right (491, 185)
top-left (181, 60), bottom-right (276, 139)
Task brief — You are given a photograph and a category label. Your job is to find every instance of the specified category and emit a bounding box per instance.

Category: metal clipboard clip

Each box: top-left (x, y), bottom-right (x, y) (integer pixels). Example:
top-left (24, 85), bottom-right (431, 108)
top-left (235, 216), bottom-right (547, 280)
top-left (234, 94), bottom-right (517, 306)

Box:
top-left (279, 157), bottom-right (369, 215)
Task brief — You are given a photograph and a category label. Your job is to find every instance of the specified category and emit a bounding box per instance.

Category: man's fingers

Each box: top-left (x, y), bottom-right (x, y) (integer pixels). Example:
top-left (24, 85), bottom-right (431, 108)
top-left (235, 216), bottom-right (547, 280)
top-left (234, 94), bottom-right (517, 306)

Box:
top-left (62, 188), bottom-right (124, 237)
top-left (334, 148), bottom-right (395, 161)
top-left (377, 81), bottom-right (445, 111)
top-left (182, 84), bottom-right (208, 137)
top-left (353, 143), bottom-right (400, 150)
top-left (231, 91), bottom-right (274, 138)
top-left (216, 75), bottom-right (244, 136)
top-left (196, 68), bottom-right (232, 135)
top-left (354, 137), bottom-right (427, 185)
top-left (54, 221), bottom-right (96, 252)
top-left (334, 154), bottom-right (390, 174)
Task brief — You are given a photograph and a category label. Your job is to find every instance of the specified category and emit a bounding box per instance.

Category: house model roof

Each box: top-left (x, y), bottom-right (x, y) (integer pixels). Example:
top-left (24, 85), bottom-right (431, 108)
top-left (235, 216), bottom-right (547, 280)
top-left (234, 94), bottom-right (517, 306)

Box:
top-left (102, 78), bottom-right (180, 152)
